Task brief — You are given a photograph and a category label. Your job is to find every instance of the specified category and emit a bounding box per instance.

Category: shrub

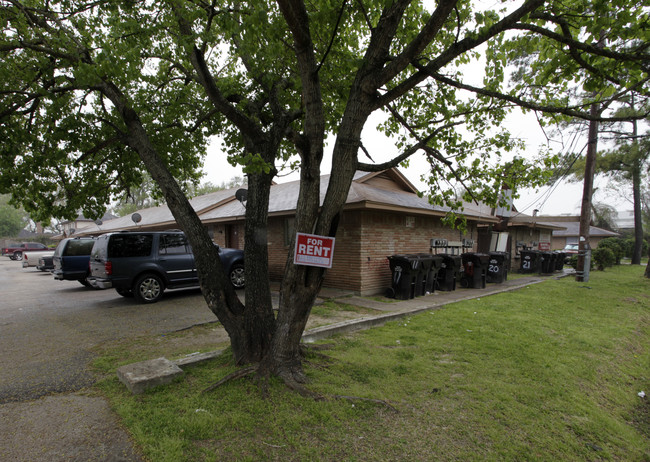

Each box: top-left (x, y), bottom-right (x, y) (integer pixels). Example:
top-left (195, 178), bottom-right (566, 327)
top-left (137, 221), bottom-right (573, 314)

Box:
top-left (593, 247), bottom-right (616, 271)
top-left (623, 237), bottom-right (648, 259)
top-left (568, 254), bottom-right (594, 271)
top-left (597, 238), bottom-right (625, 265)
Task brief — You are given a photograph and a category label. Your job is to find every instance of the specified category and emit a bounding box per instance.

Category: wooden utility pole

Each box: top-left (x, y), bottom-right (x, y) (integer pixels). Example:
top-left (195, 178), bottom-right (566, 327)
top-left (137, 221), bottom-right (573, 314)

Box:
top-left (576, 103), bottom-right (600, 282)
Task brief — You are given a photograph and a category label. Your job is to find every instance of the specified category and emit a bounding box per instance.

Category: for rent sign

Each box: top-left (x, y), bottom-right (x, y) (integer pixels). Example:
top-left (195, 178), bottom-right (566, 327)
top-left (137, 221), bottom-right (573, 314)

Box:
top-left (293, 233), bottom-right (336, 268)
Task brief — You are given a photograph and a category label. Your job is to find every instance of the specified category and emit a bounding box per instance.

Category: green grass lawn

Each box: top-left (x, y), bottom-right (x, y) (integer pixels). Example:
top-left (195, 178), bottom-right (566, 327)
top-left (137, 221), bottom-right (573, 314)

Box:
top-left (94, 266), bottom-right (650, 461)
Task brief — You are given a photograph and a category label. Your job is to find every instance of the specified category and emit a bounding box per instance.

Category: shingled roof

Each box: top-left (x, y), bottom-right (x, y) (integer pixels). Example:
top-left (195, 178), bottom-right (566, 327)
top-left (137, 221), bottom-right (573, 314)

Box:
top-left (75, 167), bottom-right (498, 235)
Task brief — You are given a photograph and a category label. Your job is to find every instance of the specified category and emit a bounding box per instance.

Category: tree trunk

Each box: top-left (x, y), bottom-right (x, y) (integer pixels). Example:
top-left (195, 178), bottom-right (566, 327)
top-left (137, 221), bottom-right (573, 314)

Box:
top-left (236, 168), bottom-right (277, 364)
top-left (262, 155), bottom-right (326, 381)
top-left (98, 78), bottom-right (284, 364)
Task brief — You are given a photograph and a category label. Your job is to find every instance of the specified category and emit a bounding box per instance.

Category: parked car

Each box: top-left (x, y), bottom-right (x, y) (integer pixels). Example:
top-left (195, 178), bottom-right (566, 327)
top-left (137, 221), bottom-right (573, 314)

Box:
top-left (37, 255), bottom-right (54, 272)
top-left (563, 243), bottom-right (579, 263)
top-left (1, 242), bottom-right (18, 256)
top-left (87, 231), bottom-right (245, 303)
top-left (3, 242), bottom-right (50, 260)
top-left (52, 237), bottom-right (97, 286)
top-left (21, 249), bottom-right (55, 269)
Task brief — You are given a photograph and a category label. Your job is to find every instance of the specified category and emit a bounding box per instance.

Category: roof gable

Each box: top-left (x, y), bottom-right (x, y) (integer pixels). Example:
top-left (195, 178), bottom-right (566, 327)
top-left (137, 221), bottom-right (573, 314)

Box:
top-left (353, 169), bottom-right (419, 194)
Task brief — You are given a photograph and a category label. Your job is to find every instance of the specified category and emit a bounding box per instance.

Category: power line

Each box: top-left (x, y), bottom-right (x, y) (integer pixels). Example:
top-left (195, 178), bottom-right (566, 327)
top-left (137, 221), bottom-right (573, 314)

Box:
top-left (514, 124), bottom-right (588, 216)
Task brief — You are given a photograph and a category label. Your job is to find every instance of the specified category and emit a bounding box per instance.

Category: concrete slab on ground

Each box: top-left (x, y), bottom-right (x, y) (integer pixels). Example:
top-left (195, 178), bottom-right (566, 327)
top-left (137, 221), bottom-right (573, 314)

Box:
top-left (117, 357), bottom-right (184, 395)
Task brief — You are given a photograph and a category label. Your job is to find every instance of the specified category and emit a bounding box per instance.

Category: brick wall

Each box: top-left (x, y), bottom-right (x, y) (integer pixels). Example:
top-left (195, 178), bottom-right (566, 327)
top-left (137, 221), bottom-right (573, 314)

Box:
top-left (261, 211), bottom-right (479, 295)
top-left (357, 211), bottom-right (476, 295)
top-left (266, 213), bottom-right (363, 291)
top-left (205, 223), bottom-right (245, 249)
top-left (268, 218), bottom-right (289, 281)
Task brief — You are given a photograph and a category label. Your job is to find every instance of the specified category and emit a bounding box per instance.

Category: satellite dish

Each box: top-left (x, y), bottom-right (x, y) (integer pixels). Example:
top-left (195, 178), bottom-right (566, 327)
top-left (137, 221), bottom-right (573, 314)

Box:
top-left (235, 188), bottom-right (248, 207)
top-left (95, 219), bottom-right (103, 226)
top-left (131, 213), bottom-right (142, 224)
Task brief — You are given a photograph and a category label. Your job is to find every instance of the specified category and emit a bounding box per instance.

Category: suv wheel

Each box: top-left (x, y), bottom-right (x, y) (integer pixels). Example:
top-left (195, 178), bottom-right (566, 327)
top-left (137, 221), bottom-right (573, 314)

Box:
top-left (229, 264), bottom-right (245, 289)
top-left (13, 251), bottom-right (22, 261)
top-left (133, 274), bottom-right (164, 303)
top-left (79, 272), bottom-right (94, 288)
top-left (116, 288), bottom-right (134, 298)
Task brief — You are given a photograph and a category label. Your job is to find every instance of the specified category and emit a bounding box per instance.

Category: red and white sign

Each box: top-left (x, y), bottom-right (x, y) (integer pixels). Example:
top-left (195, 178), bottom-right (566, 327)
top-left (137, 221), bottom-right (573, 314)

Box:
top-left (538, 242), bottom-right (551, 251)
top-left (293, 233), bottom-right (336, 268)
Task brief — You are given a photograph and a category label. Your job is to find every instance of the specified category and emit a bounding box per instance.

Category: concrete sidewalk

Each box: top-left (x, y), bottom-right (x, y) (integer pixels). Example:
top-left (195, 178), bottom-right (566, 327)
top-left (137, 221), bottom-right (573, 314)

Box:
top-left (120, 272), bottom-right (569, 394)
top-left (302, 273), bottom-right (554, 342)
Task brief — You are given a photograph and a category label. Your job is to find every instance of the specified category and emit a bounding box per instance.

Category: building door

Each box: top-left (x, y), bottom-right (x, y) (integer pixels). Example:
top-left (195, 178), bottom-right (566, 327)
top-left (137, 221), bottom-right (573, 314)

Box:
top-left (226, 225), bottom-right (240, 249)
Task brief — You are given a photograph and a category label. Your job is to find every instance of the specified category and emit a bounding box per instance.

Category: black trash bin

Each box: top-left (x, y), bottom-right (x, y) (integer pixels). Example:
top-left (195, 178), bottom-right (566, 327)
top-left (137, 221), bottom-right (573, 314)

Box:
top-left (540, 251), bottom-right (555, 273)
top-left (412, 254), bottom-right (431, 296)
top-left (387, 254), bottom-right (420, 299)
top-left (487, 251), bottom-right (509, 283)
top-left (417, 254), bottom-right (443, 295)
top-left (553, 251), bottom-right (565, 271)
top-left (460, 253), bottom-right (489, 288)
top-left (519, 250), bottom-right (542, 273)
top-left (436, 254), bottom-right (462, 291)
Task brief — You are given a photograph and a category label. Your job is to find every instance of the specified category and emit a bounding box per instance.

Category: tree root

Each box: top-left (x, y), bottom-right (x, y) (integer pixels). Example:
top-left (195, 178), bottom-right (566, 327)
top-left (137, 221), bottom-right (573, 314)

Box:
top-left (202, 365), bottom-right (256, 393)
top-left (278, 372), bottom-right (324, 400)
top-left (201, 363), bottom-right (398, 412)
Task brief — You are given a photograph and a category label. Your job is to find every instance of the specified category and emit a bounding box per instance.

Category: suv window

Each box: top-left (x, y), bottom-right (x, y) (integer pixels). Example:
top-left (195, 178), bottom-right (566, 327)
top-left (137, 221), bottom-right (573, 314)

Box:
top-left (107, 234), bottom-right (153, 258)
top-left (159, 234), bottom-right (189, 255)
top-left (64, 239), bottom-right (96, 256)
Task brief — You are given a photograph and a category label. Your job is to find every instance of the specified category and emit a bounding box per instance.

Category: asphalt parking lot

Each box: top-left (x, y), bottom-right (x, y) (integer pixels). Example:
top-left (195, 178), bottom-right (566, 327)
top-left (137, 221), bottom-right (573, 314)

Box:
top-left (0, 256), bottom-right (222, 461)
top-left (0, 257), bottom-right (220, 404)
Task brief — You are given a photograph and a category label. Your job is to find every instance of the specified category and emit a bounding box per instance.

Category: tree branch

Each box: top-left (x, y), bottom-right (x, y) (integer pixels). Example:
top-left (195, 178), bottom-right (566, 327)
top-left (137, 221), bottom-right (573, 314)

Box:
top-left (420, 68), bottom-right (650, 122)
top-left (373, 0), bottom-right (546, 109)
top-left (316, 0), bottom-right (347, 74)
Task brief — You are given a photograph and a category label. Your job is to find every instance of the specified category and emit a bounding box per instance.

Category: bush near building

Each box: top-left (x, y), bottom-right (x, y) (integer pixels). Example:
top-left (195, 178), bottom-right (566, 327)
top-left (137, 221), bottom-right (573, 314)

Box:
top-left (597, 237), bottom-right (626, 265)
top-left (593, 247), bottom-right (616, 270)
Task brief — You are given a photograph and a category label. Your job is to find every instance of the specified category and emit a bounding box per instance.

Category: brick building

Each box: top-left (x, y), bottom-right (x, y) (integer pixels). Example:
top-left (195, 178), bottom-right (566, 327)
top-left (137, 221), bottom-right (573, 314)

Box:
top-left (76, 168), bottom-right (498, 295)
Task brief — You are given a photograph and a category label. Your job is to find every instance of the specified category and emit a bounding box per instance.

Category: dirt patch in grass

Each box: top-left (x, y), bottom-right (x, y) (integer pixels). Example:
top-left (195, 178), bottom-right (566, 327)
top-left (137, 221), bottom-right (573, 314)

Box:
top-left (632, 395), bottom-right (650, 439)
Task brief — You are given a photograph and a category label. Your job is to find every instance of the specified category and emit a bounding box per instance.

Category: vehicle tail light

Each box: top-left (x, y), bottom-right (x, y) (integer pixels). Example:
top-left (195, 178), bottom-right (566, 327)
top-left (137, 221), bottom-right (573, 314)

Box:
top-left (105, 261), bottom-right (112, 275)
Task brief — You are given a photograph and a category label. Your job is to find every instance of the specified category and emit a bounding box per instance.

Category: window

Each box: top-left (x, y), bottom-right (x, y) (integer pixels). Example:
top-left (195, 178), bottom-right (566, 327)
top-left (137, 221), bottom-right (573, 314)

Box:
top-left (159, 234), bottom-right (189, 255)
top-left (108, 234), bottom-right (153, 258)
top-left (284, 217), bottom-right (295, 247)
top-left (64, 239), bottom-right (96, 256)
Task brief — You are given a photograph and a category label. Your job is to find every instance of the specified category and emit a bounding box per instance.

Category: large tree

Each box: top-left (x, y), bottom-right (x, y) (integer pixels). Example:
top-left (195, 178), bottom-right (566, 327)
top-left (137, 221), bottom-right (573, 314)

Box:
top-left (0, 194), bottom-right (27, 236)
top-left (1, 0), bottom-right (648, 387)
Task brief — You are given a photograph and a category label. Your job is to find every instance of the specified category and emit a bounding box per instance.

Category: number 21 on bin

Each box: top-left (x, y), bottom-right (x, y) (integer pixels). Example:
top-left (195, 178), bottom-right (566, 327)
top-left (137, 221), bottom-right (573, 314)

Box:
top-left (294, 233), bottom-right (336, 268)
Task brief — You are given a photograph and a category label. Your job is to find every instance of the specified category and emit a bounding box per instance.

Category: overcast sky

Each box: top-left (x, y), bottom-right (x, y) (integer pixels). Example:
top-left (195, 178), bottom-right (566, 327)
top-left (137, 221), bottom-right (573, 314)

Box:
top-left (200, 105), bottom-right (630, 218)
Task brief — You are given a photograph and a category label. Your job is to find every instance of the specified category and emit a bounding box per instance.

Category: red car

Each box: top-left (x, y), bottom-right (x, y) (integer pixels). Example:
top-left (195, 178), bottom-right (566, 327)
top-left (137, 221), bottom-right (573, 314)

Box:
top-left (2, 242), bottom-right (50, 260)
